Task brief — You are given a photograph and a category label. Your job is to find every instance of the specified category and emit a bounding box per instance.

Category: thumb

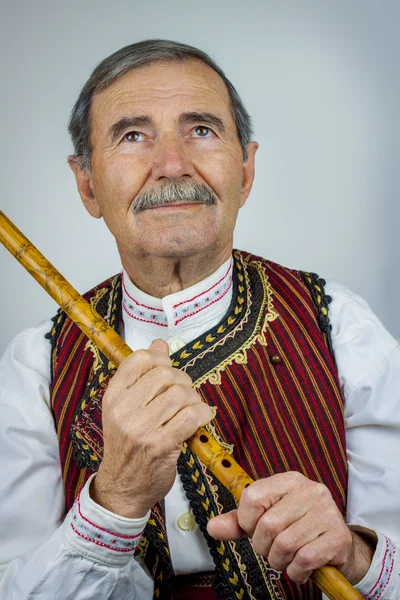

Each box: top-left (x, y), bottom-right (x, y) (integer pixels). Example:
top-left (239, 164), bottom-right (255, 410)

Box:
top-left (207, 510), bottom-right (247, 541)
top-left (149, 338), bottom-right (170, 355)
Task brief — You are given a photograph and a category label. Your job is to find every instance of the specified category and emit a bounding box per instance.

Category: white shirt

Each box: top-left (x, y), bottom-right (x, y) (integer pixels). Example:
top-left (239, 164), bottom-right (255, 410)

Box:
top-left (0, 257), bottom-right (399, 599)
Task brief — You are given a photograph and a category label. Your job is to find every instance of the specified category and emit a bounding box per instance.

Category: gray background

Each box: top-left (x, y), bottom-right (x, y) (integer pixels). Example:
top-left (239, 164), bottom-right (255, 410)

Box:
top-left (1, 0), bottom-right (399, 354)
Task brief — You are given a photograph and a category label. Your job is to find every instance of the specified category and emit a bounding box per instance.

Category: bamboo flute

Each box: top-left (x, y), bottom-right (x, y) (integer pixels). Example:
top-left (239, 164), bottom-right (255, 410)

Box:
top-left (0, 210), bottom-right (362, 600)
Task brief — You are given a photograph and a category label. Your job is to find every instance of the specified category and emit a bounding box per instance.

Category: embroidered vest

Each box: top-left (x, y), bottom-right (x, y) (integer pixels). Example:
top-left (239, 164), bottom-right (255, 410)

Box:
top-left (48, 250), bottom-right (347, 600)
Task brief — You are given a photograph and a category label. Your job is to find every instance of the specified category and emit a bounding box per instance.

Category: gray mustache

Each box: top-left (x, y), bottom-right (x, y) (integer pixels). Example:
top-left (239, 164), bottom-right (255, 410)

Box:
top-left (133, 179), bottom-right (217, 214)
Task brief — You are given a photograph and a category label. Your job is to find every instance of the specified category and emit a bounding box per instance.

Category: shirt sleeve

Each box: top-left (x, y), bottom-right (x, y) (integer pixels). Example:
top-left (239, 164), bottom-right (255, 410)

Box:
top-left (326, 281), bottom-right (400, 598)
top-left (0, 322), bottom-right (153, 600)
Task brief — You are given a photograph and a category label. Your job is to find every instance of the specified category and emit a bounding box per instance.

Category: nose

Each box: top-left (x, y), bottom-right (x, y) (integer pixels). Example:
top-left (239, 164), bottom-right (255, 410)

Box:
top-left (151, 135), bottom-right (195, 181)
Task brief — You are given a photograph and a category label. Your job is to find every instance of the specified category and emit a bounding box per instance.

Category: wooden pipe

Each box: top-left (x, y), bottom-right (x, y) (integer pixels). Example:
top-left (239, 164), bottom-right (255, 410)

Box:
top-left (0, 211), bottom-right (363, 600)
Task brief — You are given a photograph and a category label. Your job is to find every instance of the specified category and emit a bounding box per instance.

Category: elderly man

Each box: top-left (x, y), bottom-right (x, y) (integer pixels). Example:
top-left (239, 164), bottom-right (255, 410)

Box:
top-left (0, 39), bottom-right (399, 600)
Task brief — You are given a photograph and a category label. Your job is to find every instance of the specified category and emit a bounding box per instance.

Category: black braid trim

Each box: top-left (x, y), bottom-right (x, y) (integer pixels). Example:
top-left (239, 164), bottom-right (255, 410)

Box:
top-left (168, 253), bottom-right (247, 373)
top-left (142, 508), bottom-right (174, 600)
top-left (45, 308), bottom-right (67, 380)
top-left (176, 444), bottom-right (278, 600)
top-left (177, 452), bottom-right (244, 600)
top-left (300, 271), bottom-right (335, 361)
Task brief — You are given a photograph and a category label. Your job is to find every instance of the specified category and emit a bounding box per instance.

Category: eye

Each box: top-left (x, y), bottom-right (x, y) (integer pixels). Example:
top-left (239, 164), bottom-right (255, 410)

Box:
top-left (123, 131), bottom-right (143, 142)
top-left (193, 126), bottom-right (213, 138)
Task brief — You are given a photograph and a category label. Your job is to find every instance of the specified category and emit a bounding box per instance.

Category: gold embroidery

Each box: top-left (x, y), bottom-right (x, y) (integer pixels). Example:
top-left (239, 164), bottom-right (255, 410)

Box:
top-left (190, 255), bottom-right (279, 389)
top-left (135, 536), bottom-right (149, 560)
top-left (84, 287), bottom-right (109, 374)
top-left (228, 541), bottom-right (257, 600)
top-left (253, 552), bottom-right (285, 600)
top-left (170, 253), bottom-right (246, 369)
top-left (84, 339), bottom-right (103, 374)
top-left (205, 421), bottom-right (234, 456)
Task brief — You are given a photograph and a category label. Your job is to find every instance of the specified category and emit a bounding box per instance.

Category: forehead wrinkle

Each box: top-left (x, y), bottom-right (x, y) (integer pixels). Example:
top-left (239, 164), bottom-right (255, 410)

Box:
top-left (108, 88), bottom-right (227, 113)
top-left (96, 69), bottom-right (230, 113)
top-left (91, 62), bottom-right (236, 144)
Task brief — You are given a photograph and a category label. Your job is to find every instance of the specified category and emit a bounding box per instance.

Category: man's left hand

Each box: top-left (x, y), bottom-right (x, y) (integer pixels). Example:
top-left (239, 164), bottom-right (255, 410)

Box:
top-left (207, 472), bottom-right (374, 585)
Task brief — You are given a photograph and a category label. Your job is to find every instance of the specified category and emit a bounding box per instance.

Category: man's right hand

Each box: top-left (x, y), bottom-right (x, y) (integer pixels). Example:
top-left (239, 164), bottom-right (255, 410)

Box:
top-left (90, 339), bottom-right (212, 518)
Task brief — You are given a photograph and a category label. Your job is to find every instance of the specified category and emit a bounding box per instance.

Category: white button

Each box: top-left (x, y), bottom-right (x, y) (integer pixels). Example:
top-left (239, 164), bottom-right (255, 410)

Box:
top-left (169, 339), bottom-right (185, 354)
top-left (177, 512), bottom-right (196, 531)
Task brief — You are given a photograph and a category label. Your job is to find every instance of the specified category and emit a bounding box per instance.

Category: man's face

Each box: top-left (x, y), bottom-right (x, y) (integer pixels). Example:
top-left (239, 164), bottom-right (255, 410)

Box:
top-left (73, 59), bottom-right (258, 262)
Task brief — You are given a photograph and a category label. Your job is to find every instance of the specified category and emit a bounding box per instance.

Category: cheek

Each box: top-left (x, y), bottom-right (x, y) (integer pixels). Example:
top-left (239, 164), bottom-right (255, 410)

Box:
top-left (94, 156), bottom-right (144, 209)
top-left (195, 151), bottom-right (243, 194)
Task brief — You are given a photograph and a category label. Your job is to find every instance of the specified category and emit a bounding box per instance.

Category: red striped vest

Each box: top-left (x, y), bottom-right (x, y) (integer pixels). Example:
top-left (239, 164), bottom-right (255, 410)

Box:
top-left (48, 250), bottom-right (347, 600)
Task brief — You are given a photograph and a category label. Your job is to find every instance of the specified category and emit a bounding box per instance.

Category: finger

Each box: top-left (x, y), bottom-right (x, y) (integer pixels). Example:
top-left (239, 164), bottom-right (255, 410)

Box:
top-left (133, 366), bottom-right (194, 408)
top-left (245, 483), bottom-right (319, 556)
top-left (149, 338), bottom-right (170, 355)
top-left (147, 384), bottom-right (203, 427)
top-left (257, 508), bottom-right (326, 570)
top-left (207, 510), bottom-right (246, 540)
top-left (107, 348), bottom-right (172, 395)
top-left (237, 473), bottom-right (303, 537)
top-left (265, 498), bottom-right (346, 570)
top-left (163, 401), bottom-right (213, 445)
top-left (286, 532), bottom-right (349, 584)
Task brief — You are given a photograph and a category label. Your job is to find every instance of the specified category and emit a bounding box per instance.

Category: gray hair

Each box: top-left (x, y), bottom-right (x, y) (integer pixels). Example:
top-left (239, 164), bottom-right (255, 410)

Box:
top-left (68, 39), bottom-right (253, 170)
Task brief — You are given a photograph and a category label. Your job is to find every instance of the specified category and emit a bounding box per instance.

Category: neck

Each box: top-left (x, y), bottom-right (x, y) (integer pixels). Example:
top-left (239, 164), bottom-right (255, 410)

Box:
top-left (119, 244), bottom-right (233, 298)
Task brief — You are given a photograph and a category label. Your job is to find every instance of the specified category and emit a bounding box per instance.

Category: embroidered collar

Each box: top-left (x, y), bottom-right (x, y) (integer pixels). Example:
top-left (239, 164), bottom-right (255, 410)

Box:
top-left (122, 257), bottom-right (233, 335)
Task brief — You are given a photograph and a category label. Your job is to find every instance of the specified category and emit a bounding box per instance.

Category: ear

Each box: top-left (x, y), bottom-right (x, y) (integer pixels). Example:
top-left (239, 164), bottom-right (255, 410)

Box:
top-left (68, 156), bottom-right (102, 218)
top-left (239, 141), bottom-right (259, 208)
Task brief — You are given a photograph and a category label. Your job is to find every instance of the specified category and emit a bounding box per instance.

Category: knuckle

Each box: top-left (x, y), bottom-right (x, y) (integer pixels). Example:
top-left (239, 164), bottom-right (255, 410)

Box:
top-left (343, 527), bottom-right (353, 547)
top-left (200, 401), bottom-right (213, 419)
top-left (287, 471), bottom-right (304, 483)
top-left (273, 531), bottom-right (295, 555)
top-left (295, 546), bottom-right (316, 570)
top-left (314, 482), bottom-right (331, 500)
top-left (192, 403), bottom-right (211, 429)
top-left (260, 513), bottom-right (285, 539)
top-left (171, 386), bottom-right (198, 412)
top-left (156, 365), bottom-right (174, 382)
top-left (333, 533), bottom-right (351, 561)
top-left (182, 404), bottom-right (199, 426)
top-left (170, 383), bottom-right (191, 402)
top-left (286, 564), bottom-right (309, 585)
top-left (177, 369), bottom-right (194, 385)
top-left (118, 352), bottom-right (136, 369)
top-left (133, 349), bottom-right (149, 363)
top-left (242, 484), bottom-right (264, 507)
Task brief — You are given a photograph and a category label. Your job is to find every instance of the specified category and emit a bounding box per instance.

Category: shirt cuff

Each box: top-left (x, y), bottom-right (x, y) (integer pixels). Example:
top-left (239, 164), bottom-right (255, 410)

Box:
top-left (63, 473), bottom-right (150, 567)
top-left (354, 531), bottom-right (399, 599)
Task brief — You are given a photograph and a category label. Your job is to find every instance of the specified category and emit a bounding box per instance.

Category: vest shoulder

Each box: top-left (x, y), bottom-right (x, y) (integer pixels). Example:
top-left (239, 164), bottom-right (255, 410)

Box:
top-left (235, 249), bottom-right (334, 353)
top-left (235, 249), bottom-right (309, 283)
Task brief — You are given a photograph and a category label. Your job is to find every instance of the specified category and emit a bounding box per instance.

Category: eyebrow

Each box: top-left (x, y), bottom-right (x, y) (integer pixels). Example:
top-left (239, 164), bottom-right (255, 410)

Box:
top-left (108, 111), bottom-right (226, 142)
top-left (178, 112), bottom-right (226, 133)
top-left (109, 116), bottom-right (154, 142)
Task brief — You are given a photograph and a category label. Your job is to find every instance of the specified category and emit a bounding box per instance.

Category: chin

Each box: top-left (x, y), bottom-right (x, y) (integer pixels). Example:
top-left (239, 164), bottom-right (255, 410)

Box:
top-left (148, 235), bottom-right (219, 258)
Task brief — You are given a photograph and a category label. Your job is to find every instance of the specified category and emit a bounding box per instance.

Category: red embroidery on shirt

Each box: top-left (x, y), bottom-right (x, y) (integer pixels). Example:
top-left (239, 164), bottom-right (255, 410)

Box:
top-left (77, 496), bottom-right (142, 540)
top-left (174, 278), bottom-right (233, 326)
top-left (122, 273), bottom-right (163, 312)
top-left (173, 262), bottom-right (232, 309)
top-left (122, 302), bottom-right (168, 327)
top-left (71, 522), bottom-right (141, 553)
